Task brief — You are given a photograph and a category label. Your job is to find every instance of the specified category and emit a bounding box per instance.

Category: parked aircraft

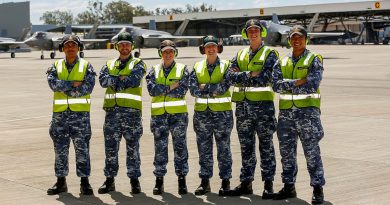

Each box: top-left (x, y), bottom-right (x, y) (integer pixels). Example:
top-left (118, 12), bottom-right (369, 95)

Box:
top-left (230, 14), bottom-right (344, 48)
top-left (0, 37), bottom-right (27, 58)
top-left (111, 20), bottom-right (202, 57)
top-left (24, 24), bottom-right (108, 59)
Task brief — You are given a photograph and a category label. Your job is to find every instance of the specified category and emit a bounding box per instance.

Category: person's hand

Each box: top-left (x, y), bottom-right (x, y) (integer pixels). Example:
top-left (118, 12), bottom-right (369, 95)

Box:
top-left (72, 81), bottom-right (82, 87)
top-left (295, 78), bottom-right (307, 86)
top-left (250, 71), bottom-right (260, 77)
top-left (198, 84), bottom-right (206, 90)
top-left (169, 81), bottom-right (180, 91)
top-left (231, 67), bottom-right (240, 72)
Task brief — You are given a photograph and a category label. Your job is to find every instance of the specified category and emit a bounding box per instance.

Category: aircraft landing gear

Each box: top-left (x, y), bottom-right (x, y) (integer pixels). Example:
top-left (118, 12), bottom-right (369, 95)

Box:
top-left (40, 50), bottom-right (44, 60)
top-left (11, 52), bottom-right (15, 58)
top-left (79, 51), bottom-right (84, 58)
top-left (50, 52), bottom-right (55, 59)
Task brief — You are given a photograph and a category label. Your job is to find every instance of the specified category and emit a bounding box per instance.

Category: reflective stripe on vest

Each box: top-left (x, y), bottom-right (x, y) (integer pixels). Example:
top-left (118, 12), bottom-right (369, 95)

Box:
top-left (53, 58), bottom-right (91, 112)
top-left (232, 46), bottom-right (275, 102)
top-left (151, 100), bottom-right (187, 108)
top-left (279, 93), bottom-right (321, 100)
top-left (103, 58), bottom-right (144, 110)
top-left (194, 59), bottom-right (232, 112)
top-left (279, 52), bottom-right (321, 109)
top-left (151, 63), bottom-right (187, 115)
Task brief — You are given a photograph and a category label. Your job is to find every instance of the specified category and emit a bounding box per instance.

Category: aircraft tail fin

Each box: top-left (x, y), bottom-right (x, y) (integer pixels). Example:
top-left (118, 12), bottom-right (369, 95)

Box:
top-left (272, 13), bottom-right (280, 24)
top-left (17, 26), bottom-right (31, 41)
top-left (174, 19), bottom-right (190, 36)
top-left (64, 25), bottom-right (72, 35)
top-left (149, 20), bottom-right (157, 30)
top-left (308, 13), bottom-right (320, 32)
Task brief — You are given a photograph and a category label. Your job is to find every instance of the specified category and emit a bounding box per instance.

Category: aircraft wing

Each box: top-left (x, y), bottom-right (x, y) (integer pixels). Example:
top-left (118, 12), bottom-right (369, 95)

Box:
top-left (52, 37), bottom-right (108, 48)
top-left (308, 32), bottom-right (345, 39)
top-left (141, 34), bottom-right (202, 39)
top-left (0, 41), bottom-right (26, 49)
top-left (140, 34), bottom-right (202, 47)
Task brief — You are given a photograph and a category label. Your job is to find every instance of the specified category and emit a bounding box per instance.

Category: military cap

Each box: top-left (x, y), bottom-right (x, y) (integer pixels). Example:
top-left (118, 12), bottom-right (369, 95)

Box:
top-left (160, 40), bottom-right (176, 52)
top-left (117, 32), bottom-right (134, 44)
top-left (202, 35), bottom-right (219, 47)
top-left (289, 25), bottom-right (308, 38)
top-left (61, 34), bottom-right (81, 45)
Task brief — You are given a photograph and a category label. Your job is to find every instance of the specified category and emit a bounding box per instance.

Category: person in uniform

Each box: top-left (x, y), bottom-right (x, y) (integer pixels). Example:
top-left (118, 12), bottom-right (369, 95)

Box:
top-left (189, 35), bottom-right (233, 196)
top-left (226, 19), bottom-right (278, 199)
top-left (97, 32), bottom-right (146, 194)
top-left (145, 40), bottom-right (189, 195)
top-left (46, 34), bottom-right (95, 195)
top-left (272, 25), bottom-right (325, 205)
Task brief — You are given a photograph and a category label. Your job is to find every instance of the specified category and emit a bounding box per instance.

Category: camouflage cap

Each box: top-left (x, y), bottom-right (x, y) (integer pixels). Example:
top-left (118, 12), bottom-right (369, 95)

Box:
top-left (117, 32), bottom-right (133, 44)
top-left (62, 34), bottom-right (81, 45)
top-left (244, 19), bottom-right (263, 31)
top-left (289, 25), bottom-right (308, 38)
top-left (160, 40), bottom-right (176, 51)
top-left (202, 35), bottom-right (219, 46)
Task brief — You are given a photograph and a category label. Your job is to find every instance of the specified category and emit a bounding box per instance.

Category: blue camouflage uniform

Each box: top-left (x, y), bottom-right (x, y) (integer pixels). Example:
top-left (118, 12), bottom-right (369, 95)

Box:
top-left (99, 55), bottom-right (146, 179)
top-left (146, 61), bottom-right (189, 177)
top-left (226, 43), bottom-right (277, 182)
top-left (189, 57), bottom-right (233, 180)
top-left (272, 49), bottom-right (325, 187)
top-left (47, 57), bottom-right (95, 177)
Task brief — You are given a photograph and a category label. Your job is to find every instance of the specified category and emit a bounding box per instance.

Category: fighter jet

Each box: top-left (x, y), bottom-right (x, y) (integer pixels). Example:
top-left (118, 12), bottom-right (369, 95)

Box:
top-left (0, 37), bottom-right (26, 58)
top-left (23, 31), bottom-right (108, 60)
top-left (111, 20), bottom-right (202, 57)
top-left (230, 14), bottom-right (344, 48)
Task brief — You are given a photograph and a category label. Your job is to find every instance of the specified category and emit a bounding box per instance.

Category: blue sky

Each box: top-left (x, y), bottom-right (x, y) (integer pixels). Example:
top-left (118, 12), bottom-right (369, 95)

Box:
top-left (6, 0), bottom-right (374, 24)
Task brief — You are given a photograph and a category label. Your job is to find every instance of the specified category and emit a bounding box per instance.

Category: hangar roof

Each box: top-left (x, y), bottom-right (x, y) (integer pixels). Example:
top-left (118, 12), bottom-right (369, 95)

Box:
top-left (134, 0), bottom-right (390, 23)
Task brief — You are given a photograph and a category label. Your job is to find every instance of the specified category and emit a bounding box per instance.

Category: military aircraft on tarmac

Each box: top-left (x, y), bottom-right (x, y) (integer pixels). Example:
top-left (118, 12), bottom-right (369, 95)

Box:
top-left (229, 14), bottom-right (344, 48)
top-left (0, 37), bottom-right (29, 58)
top-left (24, 31), bottom-right (108, 60)
top-left (111, 19), bottom-right (202, 57)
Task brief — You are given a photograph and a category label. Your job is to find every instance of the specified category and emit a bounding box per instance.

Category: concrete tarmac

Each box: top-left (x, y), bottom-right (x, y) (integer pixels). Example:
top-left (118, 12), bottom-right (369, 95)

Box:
top-left (0, 45), bottom-right (389, 205)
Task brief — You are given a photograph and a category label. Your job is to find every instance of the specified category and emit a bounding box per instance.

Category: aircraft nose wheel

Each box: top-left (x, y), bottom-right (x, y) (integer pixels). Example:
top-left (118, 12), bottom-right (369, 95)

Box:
top-left (134, 51), bottom-right (140, 58)
top-left (50, 52), bottom-right (55, 59)
top-left (11, 52), bottom-right (15, 58)
top-left (41, 55), bottom-right (44, 59)
top-left (79, 51), bottom-right (84, 58)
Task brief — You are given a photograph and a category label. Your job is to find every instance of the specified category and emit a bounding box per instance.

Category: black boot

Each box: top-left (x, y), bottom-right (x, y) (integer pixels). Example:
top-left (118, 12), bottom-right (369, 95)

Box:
top-left (230, 181), bottom-right (253, 196)
top-left (218, 179), bottom-right (230, 196)
top-left (195, 179), bottom-right (210, 195)
top-left (47, 177), bottom-right (68, 195)
top-left (80, 177), bottom-right (93, 195)
top-left (153, 177), bottom-right (164, 195)
top-left (262, 180), bottom-right (274, 199)
top-left (98, 177), bottom-right (115, 194)
top-left (130, 178), bottom-right (141, 194)
top-left (273, 183), bottom-right (297, 200)
top-left (311, 186), bottom-right (324, 205)
top-left (178, 176), bottom-right (188, 195)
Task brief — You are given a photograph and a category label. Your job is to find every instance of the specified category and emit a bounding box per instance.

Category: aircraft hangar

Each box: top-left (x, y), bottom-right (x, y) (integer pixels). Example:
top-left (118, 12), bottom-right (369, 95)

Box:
top-left (0, 1), bottom-right (30, 39)
top-left (133, 0), bottom-right (390, 44)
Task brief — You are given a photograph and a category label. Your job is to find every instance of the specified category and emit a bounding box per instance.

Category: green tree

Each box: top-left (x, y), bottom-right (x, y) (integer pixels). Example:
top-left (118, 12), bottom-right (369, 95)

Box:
top-left (75, 0), bottom-right (104, 24)
top-left (40, 10), bottom-right (73, 25)
top-left (103, 0), bottom-right (133, 24)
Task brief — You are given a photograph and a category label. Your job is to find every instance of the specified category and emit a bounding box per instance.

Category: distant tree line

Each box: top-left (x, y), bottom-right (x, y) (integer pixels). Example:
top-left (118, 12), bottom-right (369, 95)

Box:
top-left (40, 0), bottom-right (216, 25)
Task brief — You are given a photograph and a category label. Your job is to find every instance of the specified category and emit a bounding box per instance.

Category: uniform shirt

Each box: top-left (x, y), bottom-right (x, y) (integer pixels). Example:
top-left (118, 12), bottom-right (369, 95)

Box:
top-left (146, 61), bottom-right (189, 99)
top-left (272, 49), bottom-right (324, 94)
top-left (189, 57), bottom-right (231, 98)
top-left (47, 56), bottom-right (96, 98)
top-left (99, 55), bottom-right (146, 92)
top-left (226, 43), bottom-right (278, 88)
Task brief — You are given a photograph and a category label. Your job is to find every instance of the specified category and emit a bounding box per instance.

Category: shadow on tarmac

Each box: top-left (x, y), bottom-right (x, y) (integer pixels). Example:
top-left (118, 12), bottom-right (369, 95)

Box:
top-left (52, 191), bottom-right (334, 205)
